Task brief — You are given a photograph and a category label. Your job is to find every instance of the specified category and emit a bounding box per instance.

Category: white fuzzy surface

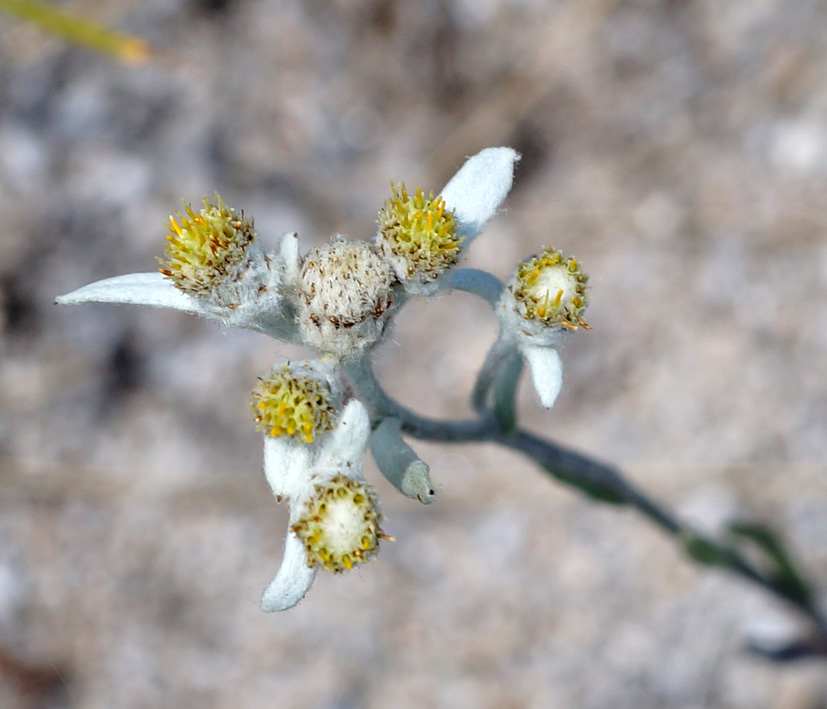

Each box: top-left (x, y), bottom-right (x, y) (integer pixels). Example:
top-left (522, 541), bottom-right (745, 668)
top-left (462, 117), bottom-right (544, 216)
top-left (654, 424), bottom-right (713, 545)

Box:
top-left (4, 1), bottom-right (827, 706)
top-left (56, 272), bottom-right (201, 312)
top-left (439, 147), bottom-right (519, 248)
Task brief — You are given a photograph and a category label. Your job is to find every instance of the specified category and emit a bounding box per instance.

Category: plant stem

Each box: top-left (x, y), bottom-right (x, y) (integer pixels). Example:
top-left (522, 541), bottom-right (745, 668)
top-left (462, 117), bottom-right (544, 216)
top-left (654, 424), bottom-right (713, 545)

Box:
top-left (448, 268), bottom-right (504, 306)
top-left (470, 336), bottom-right (515, 413)
top-left (347, 358), bottom-right (827, 640)
top-left (342, 357), bottom-right (499, 440)
top-left (500, 429), bottom-right (826, 632)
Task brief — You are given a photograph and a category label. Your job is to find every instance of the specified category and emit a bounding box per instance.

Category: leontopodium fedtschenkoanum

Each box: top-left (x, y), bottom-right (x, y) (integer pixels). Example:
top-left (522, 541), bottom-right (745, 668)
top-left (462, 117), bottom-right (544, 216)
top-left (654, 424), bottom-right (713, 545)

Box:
top-left (57, 147), bottom-right (591, 611)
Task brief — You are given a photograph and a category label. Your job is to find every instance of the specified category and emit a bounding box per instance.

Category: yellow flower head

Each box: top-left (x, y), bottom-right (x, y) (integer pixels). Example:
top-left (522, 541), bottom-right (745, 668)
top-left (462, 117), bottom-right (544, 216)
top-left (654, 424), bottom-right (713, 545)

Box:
top-left (377, 183), bottom-right (461, 284)
top-left (158, 195), bottom-right (255, 298)
top-left (250, 365), bottom-right (337, 444)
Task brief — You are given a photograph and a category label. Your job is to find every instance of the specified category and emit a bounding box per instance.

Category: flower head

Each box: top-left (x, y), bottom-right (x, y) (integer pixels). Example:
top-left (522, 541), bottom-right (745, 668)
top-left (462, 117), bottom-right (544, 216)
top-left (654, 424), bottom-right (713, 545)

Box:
top-left (291, 472), bottom-right (384, 573)
top-left (251, 363), bottom-right (338, 443)
top-left (377, 184), bottom-right (461, 288)
top-left (56, 195), bottom-right (296, 338)
top-left (158, 196), bottom-right (256, 301)
top-left (505, 246), bottom-right (589, 340)
top-left (296, 238), bottom-right (397, 359)
top-left (154, 194), bottom-right (282, 324)
top-left (498, 245), bottom-right (590, 408)
top-left (376, 147), bottom-right (520, 297)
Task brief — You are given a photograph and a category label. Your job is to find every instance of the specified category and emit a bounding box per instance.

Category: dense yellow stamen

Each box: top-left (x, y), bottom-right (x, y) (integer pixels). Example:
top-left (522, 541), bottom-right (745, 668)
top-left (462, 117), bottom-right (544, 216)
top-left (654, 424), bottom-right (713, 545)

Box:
top-left (377, 182), bottom-right (461, 283)
top-left (157, 194), bottom-right (255, 298)
top-left (250, 365), bottom-right (336, 443)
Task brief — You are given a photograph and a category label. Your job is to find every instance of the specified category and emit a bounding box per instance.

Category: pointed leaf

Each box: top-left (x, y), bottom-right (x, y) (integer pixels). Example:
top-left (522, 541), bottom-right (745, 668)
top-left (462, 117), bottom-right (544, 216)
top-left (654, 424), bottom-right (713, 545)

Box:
top-left (56, 272), bottom-right (201, 313)
top-left (729, 521), bottom-right (815, 606)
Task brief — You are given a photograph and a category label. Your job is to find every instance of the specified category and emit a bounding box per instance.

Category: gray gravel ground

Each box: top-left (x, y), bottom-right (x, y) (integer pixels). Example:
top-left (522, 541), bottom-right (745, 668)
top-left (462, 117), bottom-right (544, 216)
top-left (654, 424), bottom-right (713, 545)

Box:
top-left (1, 0), bottom-right (827, 707)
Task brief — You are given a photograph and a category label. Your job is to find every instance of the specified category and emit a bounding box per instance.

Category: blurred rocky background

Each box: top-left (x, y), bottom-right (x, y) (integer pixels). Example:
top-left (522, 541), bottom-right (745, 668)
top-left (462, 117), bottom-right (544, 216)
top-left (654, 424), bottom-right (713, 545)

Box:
top-left (1, 0), bottom-right (827, 706)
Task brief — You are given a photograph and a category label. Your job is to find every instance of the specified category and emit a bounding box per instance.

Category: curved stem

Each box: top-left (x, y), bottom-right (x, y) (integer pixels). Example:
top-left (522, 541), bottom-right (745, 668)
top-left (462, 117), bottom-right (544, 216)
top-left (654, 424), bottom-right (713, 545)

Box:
top-left (509, 430), bottom-right (827, 632)
top-left (341, 358), bottom-right (499, 441)
top-left (351, 359), bottom-right (826, 633)
top-left (448, 269), bottom-right (518, 415)
top-left (448, 268), bottom-right (504, 306)
top-left (344, 356), bottom-right (826, 637)
top-left (501, 428), bottom-right (679, 533)
top-left (499, 431), bottom-right (825, 629)
top-left (470, 335), bottom-right (516, 413)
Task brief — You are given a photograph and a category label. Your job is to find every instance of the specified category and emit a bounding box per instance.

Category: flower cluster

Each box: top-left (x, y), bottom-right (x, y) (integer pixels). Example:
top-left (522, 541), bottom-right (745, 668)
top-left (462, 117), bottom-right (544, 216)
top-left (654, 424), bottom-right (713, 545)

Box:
top-left (56, 147), bottom-right (590, 611)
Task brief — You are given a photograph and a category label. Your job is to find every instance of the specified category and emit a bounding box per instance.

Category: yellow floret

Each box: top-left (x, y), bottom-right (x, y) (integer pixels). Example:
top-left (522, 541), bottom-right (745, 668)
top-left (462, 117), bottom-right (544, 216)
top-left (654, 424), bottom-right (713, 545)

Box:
top-left (250, 366), bottom-right (336, 443)
top-left (158, 195), bottom-right (255, 297)
top-left (377, 183), bottom-right (461, 282)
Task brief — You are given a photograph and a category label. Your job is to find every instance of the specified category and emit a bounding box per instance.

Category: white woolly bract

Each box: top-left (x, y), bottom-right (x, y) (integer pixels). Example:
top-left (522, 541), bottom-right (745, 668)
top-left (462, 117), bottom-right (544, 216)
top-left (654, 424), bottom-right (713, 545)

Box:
top-left (260, 399), bottom-right (375, 611)
top-left (439, 147), bottom-right (519, 249)
top-left (260, 532), bottom-right (317, 612)
top-left (263, 437), bottom-right (314, 500)
top-left (277, 232), bottom-right (301, 288)
top-left (56, 272), bottom-right (201, 313)
top-left (314, 399), bottom-right (372, 472)
top-left (521, 344), bottom-right (564, 409)
top-left (57, 258), bottom-right (296, 337)
top-left (262, 395), bottom-right (366, 500)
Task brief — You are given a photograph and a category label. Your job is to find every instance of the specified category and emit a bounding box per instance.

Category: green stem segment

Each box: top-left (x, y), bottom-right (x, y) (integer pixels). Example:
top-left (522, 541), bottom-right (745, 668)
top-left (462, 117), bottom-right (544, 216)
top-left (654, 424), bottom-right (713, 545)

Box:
top-left (345, 358), bottom-right (827, 642)
top-left (470, 336), bottom-right (515, 414)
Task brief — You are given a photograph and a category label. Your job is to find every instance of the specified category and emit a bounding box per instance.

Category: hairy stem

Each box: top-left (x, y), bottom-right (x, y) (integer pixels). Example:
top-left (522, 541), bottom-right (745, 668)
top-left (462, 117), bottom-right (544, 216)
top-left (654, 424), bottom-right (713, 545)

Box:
top-left (342, 358), bottom-right (499, 440)
top-left (448, 268), bottom-right (504, 306)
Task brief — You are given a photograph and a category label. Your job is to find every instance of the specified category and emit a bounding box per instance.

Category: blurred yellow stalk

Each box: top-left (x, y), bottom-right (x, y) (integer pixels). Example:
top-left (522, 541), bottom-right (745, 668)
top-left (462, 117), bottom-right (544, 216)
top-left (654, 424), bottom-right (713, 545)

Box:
top-left (0, 0), bottom-right (150, 64)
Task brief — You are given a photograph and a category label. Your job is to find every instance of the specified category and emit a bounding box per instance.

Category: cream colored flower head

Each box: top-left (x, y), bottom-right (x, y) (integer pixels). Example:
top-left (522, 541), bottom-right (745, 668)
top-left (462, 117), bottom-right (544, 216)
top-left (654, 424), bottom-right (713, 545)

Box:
top-left (291, 472), bottom-right (385, 574)
top-left (502, 246), bottom-right (589, 340)
top-left (498, 245), bottom-right (589, 408)
top-left (295, 237), bottom-right (397, 359)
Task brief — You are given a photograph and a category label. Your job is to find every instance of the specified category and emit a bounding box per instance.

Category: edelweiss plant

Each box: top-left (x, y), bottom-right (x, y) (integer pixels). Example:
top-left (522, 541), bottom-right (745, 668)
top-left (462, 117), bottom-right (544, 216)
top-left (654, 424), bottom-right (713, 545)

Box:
top-left (58, 148), bottom-right (517, 610)
top-left (58, 148), bottom-right (826, 658)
